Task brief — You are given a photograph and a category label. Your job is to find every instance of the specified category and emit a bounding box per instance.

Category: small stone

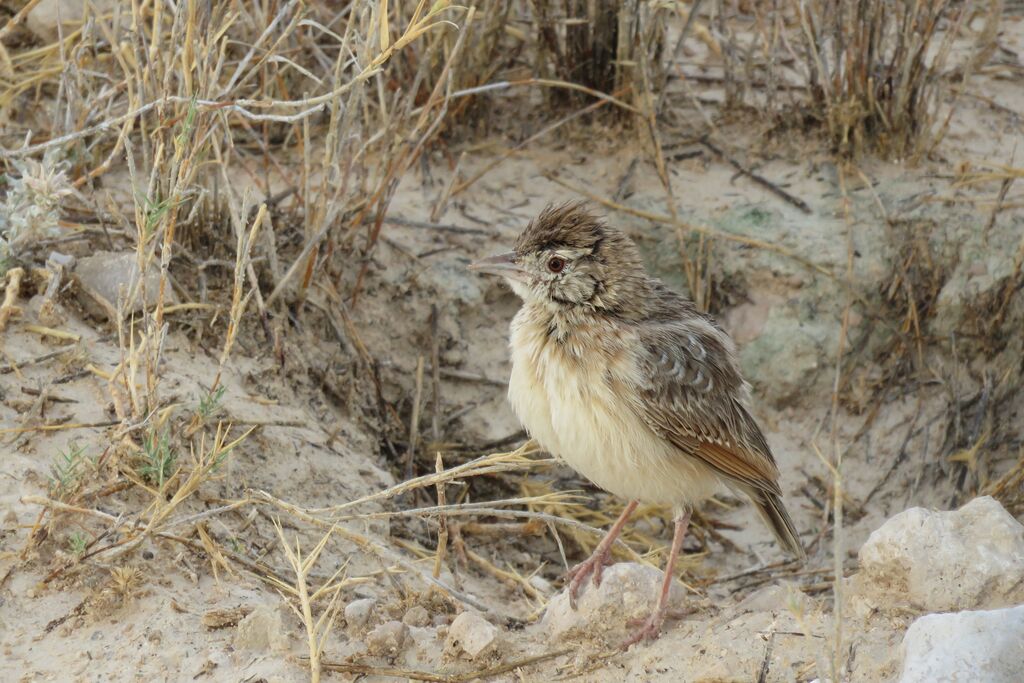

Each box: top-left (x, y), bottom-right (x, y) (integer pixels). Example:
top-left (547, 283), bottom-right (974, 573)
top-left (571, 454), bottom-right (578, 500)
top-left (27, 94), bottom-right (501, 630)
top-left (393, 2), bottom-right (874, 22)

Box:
top-left (365, 620), bottom-right (409, 657)
top-left (854, 496), bottom-right (1024, 612)
top-left (74, 251), bottom-right (177, 320)
top-left (542, 562), bottom-right (684, 641)
top-left (445, 611), bottom-right (501, 660)
top-left (899, 605), bottom-right (1024, 683)
top-left (26, 0), bottom-right (118, 42)
top-left (528, 575), bottom-right (554, 595)
top-left (202, 606), bottom-right (252, 630)
top-left (28, 294), bottom-right (66, 327)
top-left (233, 605), bottom-right (286, 652)
top-left (26, 0), bottom-right (82, 41)
top-left (440, 347), bottom-right (467, 367)
top-left (402, 605), bottom-right (430, 627)
top-left (344, 598), bottom-right (377, 630)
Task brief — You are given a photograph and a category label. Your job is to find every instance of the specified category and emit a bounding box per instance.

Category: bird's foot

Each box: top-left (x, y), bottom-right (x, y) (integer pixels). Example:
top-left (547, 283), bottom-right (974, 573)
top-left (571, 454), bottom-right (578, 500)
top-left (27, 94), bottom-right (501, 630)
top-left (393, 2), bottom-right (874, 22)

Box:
top-left (621, 608), bottom-right (668, 649)
top-left (620, 604), bottom-right (694, 649)
top-left (565, 546), bottom-right (613, 609)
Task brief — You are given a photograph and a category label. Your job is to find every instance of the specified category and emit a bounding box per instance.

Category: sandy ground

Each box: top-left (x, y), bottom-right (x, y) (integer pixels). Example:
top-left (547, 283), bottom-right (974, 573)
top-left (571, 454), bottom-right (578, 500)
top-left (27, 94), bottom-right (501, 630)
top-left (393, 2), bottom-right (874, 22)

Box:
top-left (2, 13), bottom-right (1024, 683)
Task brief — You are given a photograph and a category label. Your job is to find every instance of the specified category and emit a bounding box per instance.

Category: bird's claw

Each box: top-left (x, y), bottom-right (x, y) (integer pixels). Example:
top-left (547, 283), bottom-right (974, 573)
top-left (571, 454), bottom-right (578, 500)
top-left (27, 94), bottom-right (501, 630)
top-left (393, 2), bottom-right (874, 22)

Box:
top-left (565, 546), bottom-right (613, 610)
top-left (621, 610), bottom-right (667, 649)
top-left (592, 562), bottom-right (605, 588)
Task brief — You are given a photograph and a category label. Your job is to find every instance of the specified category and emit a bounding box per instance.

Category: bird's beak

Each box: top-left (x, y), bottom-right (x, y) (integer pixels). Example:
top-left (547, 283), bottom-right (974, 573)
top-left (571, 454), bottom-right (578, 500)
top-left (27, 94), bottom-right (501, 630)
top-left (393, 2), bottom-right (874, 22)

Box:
top-left (468, 251), bottom-right (529, 283)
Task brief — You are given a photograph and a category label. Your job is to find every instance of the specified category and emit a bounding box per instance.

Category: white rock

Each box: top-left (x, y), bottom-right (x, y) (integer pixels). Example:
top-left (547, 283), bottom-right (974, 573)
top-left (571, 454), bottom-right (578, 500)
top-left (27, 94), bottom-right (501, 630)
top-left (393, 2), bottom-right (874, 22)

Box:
top-left (856, 496), bottom-right (1024, 611)
top-left (344, 597), bottom-right (377, 630)
top-left (233, 605), bottom-right (287, 652)
top-left (898, 605), bottom-right (1024, 683)
top-left (542, 562), bottom-right (684, 641)
top-left (445, 611), bottom-right (501, 660)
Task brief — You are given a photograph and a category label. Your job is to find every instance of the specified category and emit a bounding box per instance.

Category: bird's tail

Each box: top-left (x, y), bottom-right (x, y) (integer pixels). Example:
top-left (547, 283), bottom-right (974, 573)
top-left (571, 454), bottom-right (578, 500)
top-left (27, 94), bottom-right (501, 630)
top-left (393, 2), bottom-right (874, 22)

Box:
top-left (748, 488), bottom-right (805, 560)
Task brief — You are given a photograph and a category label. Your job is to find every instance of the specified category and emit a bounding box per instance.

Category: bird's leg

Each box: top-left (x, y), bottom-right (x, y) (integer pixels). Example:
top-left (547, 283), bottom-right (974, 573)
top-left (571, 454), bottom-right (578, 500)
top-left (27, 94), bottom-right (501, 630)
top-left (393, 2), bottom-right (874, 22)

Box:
top-left (566, 499), bottom-right (638, 609)
top-left (622, 509), bottom-right (691, 648)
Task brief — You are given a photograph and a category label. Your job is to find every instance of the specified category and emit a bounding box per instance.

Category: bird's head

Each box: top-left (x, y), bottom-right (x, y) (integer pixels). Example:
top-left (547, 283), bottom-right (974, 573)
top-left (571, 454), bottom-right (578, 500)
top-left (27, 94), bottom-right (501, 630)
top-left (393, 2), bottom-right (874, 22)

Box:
top-left (469, 203), bottom-right (648, 315)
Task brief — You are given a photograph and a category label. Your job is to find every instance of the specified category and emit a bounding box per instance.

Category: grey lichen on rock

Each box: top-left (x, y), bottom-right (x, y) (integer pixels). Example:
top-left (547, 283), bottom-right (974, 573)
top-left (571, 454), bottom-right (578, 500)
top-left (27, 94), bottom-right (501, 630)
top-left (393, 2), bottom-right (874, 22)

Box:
top-left (735, 300), bottom-right (836, 406)
top-left (931, 213), bottom-right (1023, 341)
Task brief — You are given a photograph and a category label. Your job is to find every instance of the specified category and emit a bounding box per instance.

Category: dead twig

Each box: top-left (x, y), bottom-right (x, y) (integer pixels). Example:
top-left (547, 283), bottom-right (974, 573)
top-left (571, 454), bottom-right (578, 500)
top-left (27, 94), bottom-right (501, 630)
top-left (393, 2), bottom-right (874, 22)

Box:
top-left (436, 367), bottom-right (507, 387)
top-left (450, 91), bottom-right (620, 198)
top-left (406, 355), bottom-right (427, 480)
top-left (380, 215), bottom-right (491, 235)
top-left (315, 647), bottom-right (571, 682)
top-left (0, 267), bottom-right (25, 331)
top-left (699, 137), bottom-right (812, 214)
top-left (983, 148), bottom-right (1017, 243)
top-left (430, 304), bottom-right (442, 444)
top-left (0, 337), bottom-right (112, 374)
top-left (433, 453), bottom-right (449, 581)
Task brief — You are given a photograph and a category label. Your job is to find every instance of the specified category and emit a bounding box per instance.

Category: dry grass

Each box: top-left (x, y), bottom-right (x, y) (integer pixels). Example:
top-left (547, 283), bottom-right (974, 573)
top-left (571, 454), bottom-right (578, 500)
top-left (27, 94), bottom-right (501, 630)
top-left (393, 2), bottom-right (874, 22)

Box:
top-left (3, 0), bottom-right (467, 434)
top-left (2, 1), bottom-right (1023, 681)
top-left (847, 216), bottom-right (955, 398)
top-left (987, 446), bottom-right (1024, 515)
top-left (701, 0), bottom-right (999, 159)
top-left (419, 1), bottom-right (668, 126)
top-left (791, 0), bottom-right (965, 158)
top-left (2, 2), bottom-right (486, 678)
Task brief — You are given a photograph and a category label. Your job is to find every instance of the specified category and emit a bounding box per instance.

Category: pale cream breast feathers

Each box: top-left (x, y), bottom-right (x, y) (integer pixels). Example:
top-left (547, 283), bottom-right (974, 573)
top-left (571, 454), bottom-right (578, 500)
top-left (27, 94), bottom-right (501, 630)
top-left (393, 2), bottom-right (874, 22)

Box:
top-left (508, 307), bottom-right (722, 507)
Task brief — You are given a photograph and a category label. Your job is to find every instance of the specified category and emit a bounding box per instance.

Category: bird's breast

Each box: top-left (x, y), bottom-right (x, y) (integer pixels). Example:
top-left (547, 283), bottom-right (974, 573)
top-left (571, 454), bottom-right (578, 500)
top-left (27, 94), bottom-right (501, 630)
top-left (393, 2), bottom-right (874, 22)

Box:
top-left (507, 310), bottom-right (721, 506)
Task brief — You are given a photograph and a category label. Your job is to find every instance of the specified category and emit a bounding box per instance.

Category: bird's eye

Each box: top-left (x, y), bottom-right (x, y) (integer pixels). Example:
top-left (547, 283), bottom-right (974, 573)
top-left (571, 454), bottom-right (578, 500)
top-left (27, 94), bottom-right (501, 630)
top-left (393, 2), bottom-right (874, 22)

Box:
top-left (547, 257), bottom-right (566, 273)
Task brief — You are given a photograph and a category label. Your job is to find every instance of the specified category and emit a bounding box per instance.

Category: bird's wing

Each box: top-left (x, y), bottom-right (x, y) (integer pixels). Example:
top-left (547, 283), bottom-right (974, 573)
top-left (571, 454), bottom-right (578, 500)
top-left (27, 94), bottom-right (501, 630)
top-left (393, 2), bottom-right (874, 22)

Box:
top-left (626, 317), bottom-right (782, 495)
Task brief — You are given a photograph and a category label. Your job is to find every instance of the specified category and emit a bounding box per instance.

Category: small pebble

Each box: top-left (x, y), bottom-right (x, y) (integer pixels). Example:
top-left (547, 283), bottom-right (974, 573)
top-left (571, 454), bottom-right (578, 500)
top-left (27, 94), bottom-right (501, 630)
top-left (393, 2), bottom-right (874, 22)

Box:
top-left (344, 597), bottom-right (377, 630)
top-left (528, 575), bottom-right (554, 595)
top-left (365, 620), bottom-right (409, 657)
top-left (402, 605), bottom-right (430, 627)
top-left (445, 612), bottom-right (501, 660)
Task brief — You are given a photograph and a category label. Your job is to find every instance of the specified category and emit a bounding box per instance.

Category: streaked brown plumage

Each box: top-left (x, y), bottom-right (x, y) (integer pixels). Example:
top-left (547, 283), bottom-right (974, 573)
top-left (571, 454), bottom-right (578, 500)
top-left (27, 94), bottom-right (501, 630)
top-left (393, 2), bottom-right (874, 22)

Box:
top-left (470, 203), bottom-right (804, 646)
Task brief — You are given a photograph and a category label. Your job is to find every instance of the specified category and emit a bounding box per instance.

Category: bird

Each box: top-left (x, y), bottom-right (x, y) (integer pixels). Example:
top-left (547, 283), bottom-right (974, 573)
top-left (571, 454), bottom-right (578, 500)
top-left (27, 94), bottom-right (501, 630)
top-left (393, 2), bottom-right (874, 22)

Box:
top-left (468, 202), bottom-right (804, 646)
